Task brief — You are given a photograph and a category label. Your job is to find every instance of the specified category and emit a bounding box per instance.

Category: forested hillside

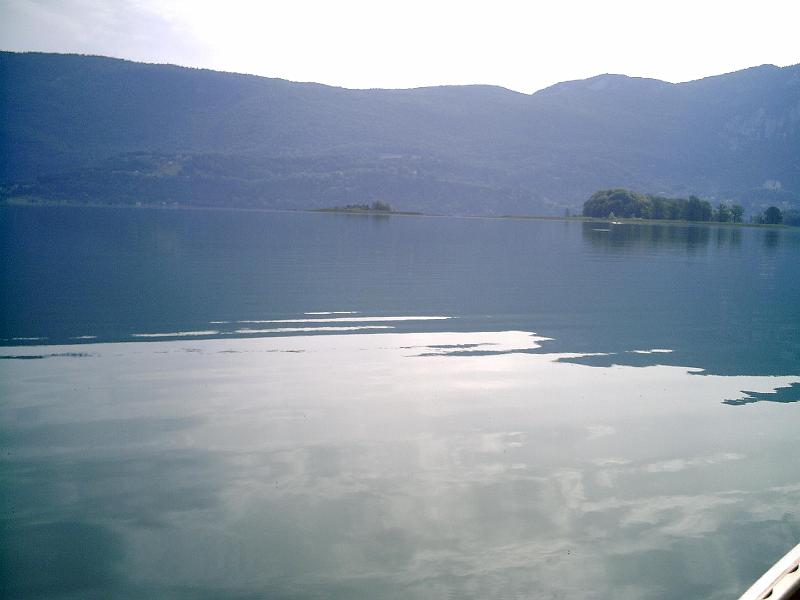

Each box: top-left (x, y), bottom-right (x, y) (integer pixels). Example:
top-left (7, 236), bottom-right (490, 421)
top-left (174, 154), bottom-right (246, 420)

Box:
top-left (1, 52), bottom-right (798, 215)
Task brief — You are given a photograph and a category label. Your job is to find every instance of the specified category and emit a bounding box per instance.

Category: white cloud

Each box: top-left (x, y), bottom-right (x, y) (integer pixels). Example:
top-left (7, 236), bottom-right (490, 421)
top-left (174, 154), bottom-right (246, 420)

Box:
top-left (2, 0), bottom-right (799, 91)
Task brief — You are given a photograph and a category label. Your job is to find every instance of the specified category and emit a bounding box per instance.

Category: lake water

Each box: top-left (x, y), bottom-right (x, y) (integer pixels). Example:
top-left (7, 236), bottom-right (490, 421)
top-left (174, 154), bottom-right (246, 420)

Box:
top-left (1, 206), bottom-right (799, 599)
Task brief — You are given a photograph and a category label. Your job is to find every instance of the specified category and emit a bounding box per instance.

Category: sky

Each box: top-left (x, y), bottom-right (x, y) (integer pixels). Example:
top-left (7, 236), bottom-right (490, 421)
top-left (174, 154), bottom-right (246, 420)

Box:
top-left (1, 0), bottom-right (799, 93)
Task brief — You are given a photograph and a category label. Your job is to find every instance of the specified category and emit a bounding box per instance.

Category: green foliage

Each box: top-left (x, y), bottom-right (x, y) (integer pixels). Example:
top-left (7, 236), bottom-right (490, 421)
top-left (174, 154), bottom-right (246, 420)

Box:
top-left (583, 189), bottom-right (714, 222)
top-left (322, 200), bottom-right (395, 212)
top-left (582, 189), bottom-right (650, 219)
top-left (714, 202), bottom-right (731, 222)
top-left (762, 206), bottom-right (783, 224)
top-left (783, 209), bottom-right (800, 226)
top-left (684, 196), bottom-right (712, 221)
top-left (584, 193), bottom-right (800, 227)
top-left (371, 200), bottom-right (392, 212)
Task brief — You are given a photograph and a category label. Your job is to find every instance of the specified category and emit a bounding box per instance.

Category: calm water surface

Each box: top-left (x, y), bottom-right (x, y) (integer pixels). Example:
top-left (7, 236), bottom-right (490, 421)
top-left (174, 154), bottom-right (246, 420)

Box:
top-left (1, 206), bottom-right (799, 599)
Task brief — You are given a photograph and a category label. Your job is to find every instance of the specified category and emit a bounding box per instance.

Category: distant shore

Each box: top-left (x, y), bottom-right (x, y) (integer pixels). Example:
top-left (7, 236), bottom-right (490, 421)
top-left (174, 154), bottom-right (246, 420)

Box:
top-left (312, 207), bottom-right (423, 216)
top-left (2, 197), bottom-right (793, 229)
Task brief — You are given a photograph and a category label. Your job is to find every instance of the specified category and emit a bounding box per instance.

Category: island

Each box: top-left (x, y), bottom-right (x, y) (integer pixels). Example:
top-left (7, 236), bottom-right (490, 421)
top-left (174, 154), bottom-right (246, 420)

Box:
top-left (313, 201), bottom-right (422, 216)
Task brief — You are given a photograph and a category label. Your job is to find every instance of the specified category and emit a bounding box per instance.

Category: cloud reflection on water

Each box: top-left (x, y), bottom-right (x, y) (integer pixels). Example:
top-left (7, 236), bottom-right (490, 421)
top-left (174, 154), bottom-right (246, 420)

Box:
top-left (1, 330), bottom-right (799, 599)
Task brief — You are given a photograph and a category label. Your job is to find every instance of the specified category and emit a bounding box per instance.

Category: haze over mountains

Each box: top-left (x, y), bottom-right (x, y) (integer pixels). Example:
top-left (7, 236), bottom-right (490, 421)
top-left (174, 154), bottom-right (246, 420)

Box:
top-left (1, 51), bottom-right (798, 215)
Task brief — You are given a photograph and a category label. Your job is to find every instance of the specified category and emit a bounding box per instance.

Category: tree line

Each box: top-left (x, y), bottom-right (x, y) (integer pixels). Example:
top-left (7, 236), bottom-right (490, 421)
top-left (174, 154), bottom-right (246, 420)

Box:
top-left (325, 200), bottom-right (394, 212)
top-left (583, 189), bottom-right (787, 224)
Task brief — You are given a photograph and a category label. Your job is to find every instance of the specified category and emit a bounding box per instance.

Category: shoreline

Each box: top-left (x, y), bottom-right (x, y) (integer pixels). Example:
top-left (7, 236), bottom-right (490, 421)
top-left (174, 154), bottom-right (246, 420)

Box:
top-left (1, 197), bottom-right (792, 229)
top-left (312, 207), bottom-right (423, 216)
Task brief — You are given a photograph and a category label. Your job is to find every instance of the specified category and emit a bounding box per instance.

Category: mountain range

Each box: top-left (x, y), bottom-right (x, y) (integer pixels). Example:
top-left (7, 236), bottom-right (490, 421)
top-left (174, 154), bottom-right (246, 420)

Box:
top-left (1, 51), bottom-right (798, 215)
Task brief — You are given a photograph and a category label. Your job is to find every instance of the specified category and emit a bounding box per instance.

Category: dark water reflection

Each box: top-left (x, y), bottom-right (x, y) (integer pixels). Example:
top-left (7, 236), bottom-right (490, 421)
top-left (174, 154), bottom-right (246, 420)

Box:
top-left (583, 220), bottom-right (716, 251)
top-left (576, 221), bottom-right (799, 376)
top-left (3, 208), bottom-right (799, 377)
top-left (582, 220), bottom-right (772, 252)
top-left (2, 521), bottom-right (125, 599)
top-left (724, 381), bottom-right (800, 405)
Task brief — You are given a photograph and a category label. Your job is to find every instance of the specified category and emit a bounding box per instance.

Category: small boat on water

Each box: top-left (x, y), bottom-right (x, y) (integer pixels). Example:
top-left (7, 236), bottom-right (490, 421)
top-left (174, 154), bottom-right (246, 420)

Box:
top-left (738, 543), bottom-right (800, 600)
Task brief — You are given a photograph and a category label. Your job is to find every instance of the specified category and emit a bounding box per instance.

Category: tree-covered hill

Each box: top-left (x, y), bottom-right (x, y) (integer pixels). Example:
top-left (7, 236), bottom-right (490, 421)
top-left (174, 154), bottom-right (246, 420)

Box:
top-left (1, 52), bottom-right (798, 215)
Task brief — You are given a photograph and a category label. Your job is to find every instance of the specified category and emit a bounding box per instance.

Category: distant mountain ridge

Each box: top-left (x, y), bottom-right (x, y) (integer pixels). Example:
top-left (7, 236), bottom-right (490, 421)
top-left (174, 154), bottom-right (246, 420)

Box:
top-left (1, 51), bottom-right (798, 215)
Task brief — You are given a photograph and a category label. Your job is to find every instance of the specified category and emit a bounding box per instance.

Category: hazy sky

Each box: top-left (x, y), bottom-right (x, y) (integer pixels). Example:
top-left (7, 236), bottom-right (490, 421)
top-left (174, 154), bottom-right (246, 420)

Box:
top-left (2, 0), bottom-right (799, 93)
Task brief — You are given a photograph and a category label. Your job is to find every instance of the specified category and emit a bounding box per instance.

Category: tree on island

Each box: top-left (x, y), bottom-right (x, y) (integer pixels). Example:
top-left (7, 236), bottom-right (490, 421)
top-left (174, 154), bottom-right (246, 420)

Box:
top-left (371, 200), bottom-right (392, 212)
top-left (684, 196), bottom-right (712, 221)
top-left (581, 189), bottom-right (774, 225)
top-left (583, 189), bottom-right (714, 222)
top-left (783, 209), bottom-right (800, 226)
top-left (335, 200), bottom-right (394, 212)
top-left (714, 202), bottom-right (731, 223)
top-left (762, 206), bottom-right (783, 224)
top-left (582, 189), bottom-right (650, 219)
